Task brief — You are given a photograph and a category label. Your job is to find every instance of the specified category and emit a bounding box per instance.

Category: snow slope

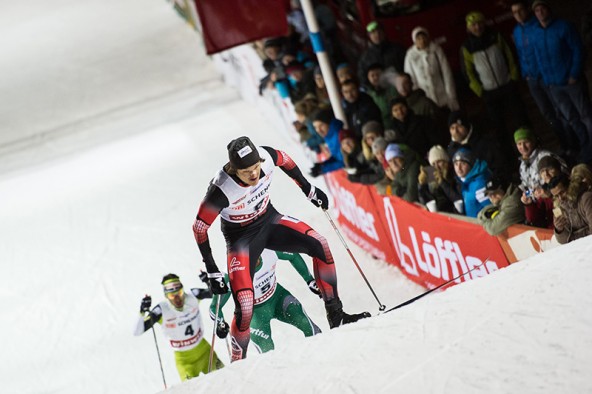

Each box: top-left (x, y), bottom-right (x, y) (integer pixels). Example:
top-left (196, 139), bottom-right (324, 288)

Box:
top-left (1, 1), bottom-right (590, 393)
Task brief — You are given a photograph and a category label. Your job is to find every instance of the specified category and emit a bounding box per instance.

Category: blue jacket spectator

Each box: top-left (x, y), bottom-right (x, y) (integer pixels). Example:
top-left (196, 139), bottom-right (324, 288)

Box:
top-left (530, 15), bottom-right (583, 86)
top-left (530, 0), bottom-right (592, 163)
top-left (452, 148), bottom-right (491, 218)
top-left (309, 109), bottom-right (345, 177)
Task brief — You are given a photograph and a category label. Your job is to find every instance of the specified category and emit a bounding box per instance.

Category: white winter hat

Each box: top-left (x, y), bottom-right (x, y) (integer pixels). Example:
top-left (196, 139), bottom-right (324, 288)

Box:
top-left (428, 145), bottom-right (449, 167)
top-left (411, 26), bottom-right (429, 43)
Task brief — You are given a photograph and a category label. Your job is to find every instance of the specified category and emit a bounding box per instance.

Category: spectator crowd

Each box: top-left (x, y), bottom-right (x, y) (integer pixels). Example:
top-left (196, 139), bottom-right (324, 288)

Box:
top-left (256, 0), bottom-right (592, 244)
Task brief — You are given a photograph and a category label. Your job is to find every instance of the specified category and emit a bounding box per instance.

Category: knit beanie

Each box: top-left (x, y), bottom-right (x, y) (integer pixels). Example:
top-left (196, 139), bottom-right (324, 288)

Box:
top-left (428, 145), bottom-right (450, 166)
top-left (466, 11), bottom-right (485, 27)
top-left (448, 111), bottom-right (470, 128)
top-left (339, 128), bottom-right (356, 143)
top-left (362, 120), bottom-right (384, 137)
top-left (227, 136), bottom-right (260, 169)
top-left (452, 147), bottom-right (475, 167)
top-left (385, 144), bottom-right (404, 161)
top-left (513, 127), bottom-right (536, 143)
top-left (411, 26), bottom-right (429, 43)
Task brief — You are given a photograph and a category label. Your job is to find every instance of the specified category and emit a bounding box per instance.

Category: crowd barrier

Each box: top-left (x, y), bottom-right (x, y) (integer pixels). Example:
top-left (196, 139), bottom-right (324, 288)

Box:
top-left (210, 43), bottom-right (560, 290)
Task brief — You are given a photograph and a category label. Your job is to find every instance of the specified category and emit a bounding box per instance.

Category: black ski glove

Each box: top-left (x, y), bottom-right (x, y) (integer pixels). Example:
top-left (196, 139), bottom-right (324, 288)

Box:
top-left (207, 272), bottom-right (229, 295)
top-left (216, 320), bottom-right (230, 339)
top-left (306, 185), bottom-right (329, 210)
top-left (198, 270), bottom-right (208, 284)
top-left (307, 280), bottom-right (321, 297)
top-left (140, 295), bottom-right (152, 313)
top-left (309, 163), bottom-right (323, 177)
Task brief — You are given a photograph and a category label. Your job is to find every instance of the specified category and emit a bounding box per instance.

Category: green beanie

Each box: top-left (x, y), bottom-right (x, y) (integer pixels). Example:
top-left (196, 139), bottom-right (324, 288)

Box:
top-left (514, 127), bottom-right (535, 143)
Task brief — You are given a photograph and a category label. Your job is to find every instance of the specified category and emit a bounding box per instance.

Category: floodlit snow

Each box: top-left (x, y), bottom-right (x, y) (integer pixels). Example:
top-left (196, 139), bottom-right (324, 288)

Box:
top-left (1, 1), bottom-right (591, 393)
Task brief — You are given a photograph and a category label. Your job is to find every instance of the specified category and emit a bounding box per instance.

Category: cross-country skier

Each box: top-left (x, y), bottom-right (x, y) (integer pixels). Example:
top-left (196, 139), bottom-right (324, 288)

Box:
top-left (209, 249), bottom-right (322, 353)
top-left (193, 136), bottom-right (370, 362)
top-left (133, 273), bottom-right (223, 380)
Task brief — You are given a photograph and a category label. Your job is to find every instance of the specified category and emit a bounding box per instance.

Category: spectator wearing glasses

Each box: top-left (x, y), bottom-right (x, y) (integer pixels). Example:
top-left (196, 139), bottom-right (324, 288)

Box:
top-left (133, 273), bottom-right (223, 380)
top-left (523, 155), bottom-right (567, 228)
top-left (548, 168), bottom-right (592, 244)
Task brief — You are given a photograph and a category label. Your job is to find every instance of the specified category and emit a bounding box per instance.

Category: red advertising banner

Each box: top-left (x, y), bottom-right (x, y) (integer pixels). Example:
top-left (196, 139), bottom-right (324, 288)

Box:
top-left (325, 171), bottom-right (397, 263)
top-left (374, 192), bottom-right (510, 289)
top-left (325, 171), bottom-right (510, 290)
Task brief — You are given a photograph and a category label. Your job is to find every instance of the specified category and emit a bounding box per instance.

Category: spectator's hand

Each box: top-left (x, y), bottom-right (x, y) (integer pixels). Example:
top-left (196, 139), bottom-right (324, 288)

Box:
top-left (306, 185), bottom-right (329, 210)
top-left (521, 191), bottom-right (533, 205)
top-left (140, 295), bottom-right (152, 314)
top-left (216, 320), bottom-right (230, 339)
top-left (207, 272), bottom-right (229, 295)
top-left (309, 163), bottom-right (323, 177)
top-left (568, 77), bottom-right (577, 85)
top-left (554, 209), bottom-right (567, 231)
top-left (307, 279), bottom-right (321, 297)
top-left (418, 166), bottom-right (428, 185)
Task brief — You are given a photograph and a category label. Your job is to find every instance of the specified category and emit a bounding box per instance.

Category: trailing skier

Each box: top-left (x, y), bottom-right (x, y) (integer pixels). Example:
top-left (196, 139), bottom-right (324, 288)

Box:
top-left (133, 274), bottom-right (223, 380)
top-left (209, 249), bottom-right (322, 353)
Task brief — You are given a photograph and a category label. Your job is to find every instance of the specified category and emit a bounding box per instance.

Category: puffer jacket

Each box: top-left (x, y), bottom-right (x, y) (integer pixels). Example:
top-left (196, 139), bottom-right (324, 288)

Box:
top-left (512, 16), bottom-right (541, 79)
top-left (477, 184), bottom-right (525, 235)
top-left (404, 42), bottom-right (459, 110)
top-left (389, 148), bottom-right (421, 202)
top-left (555, 191), bottom-right (592, 244)
top-left (531, 17), bottom-right (584, 86)
top-left (461, 29), bottom-right (519, 96)
top-left (457, 159), bottom-right (491, 218)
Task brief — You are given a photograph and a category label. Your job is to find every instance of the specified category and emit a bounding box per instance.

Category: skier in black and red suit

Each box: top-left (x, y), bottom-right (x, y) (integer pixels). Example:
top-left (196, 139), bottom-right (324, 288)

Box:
top-left (193, 136), bottom-right (370, 361)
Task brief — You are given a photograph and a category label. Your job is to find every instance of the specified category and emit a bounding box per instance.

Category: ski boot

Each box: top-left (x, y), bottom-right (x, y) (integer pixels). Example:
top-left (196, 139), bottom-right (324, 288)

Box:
top-left (325, 298), bottom-right (371, 329)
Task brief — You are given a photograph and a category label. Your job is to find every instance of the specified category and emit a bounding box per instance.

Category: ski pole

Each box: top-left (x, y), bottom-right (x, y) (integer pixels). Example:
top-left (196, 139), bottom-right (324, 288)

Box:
top-left (208, 296), bottom-right (222, 373)
top-left (150, 325), bottom-right (167, 390)
top-left (322, 208), bottom-right (386, 311)
top-left (384, 257), bottom-right (490, 314)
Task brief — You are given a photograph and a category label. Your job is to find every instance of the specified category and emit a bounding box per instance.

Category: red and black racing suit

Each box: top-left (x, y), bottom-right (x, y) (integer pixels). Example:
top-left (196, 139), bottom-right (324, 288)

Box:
top-left (193, 146), bottom-right (337, 361)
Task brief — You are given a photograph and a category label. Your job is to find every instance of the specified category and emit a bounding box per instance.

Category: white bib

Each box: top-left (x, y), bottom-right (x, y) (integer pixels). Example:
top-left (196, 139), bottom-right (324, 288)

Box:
top-left (214, 147), bottom-right (275, 224)
top-left (158, 292), bottom-right (205, 351)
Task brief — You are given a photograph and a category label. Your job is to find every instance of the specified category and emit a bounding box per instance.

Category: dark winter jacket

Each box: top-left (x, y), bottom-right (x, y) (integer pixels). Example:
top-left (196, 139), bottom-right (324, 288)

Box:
top-left (358, 41), bottom-right (406, 81)
top-left (389, 148), bottom-right (421, 202)
top-left (342, 92), bottom-right (383, 141)
top-left (531, 18), bottom-right (584, 86)
top-left (555, 191), bottom-right (592, 244)
top-left (477, 183), bottom-right (525, 235)
top-left (390, 110), bottom-right (442, 158)
top-left (418, 169), bottom-right (463, 214)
